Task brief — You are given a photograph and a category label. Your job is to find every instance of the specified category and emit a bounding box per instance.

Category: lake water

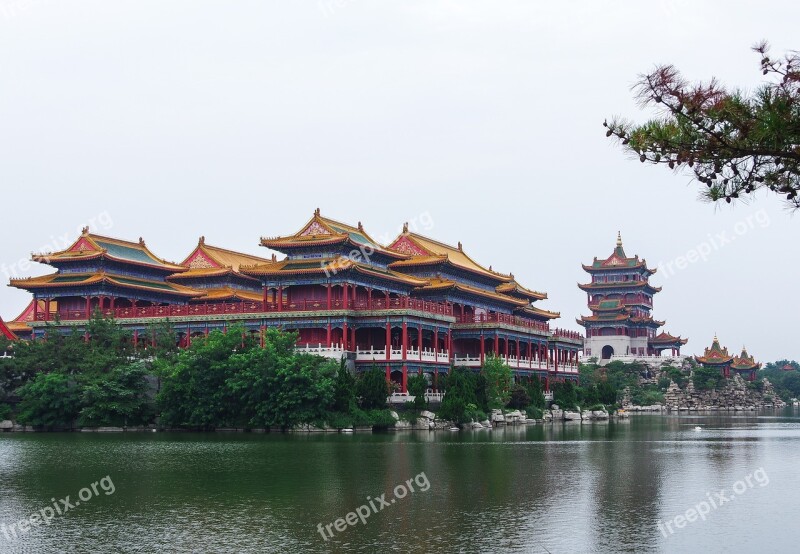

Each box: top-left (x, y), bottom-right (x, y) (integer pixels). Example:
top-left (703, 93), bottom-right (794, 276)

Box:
top-left (1, 412), bottom-right (798, 553)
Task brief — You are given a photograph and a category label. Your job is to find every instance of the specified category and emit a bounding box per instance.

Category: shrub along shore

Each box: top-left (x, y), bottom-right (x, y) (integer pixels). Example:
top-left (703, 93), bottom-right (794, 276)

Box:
top-left (0, 316), bottom-right (795, 433)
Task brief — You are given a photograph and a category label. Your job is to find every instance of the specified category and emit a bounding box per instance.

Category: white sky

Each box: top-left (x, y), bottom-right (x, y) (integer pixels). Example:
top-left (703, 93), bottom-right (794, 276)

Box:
top-left (0, 0), bottom-right (797, 362)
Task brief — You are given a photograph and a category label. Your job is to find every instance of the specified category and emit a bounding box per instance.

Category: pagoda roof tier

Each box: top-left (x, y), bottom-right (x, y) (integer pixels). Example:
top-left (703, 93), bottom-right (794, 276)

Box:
top-left (260, 210), bottom-right (406, 260)
top-left (241, 256), bottom-right (428, 287)
top-left (415, 278), bottom-right (529, 308)
top-left (10, 272), bottom-right (202, 297)
top-left (177, 237), bottom-right (274, 272)
top-left (577, 314), bottom-right (664, 326)
top-left (582, 233), bottom-right (656, 274)
top-left (782, 363), bottom-right (796, 371)
top-left (516, 305), bottom-right (560, 321)
top-left (694, 336), bottom-right (733, 365)
top-left (590, 299), bottom-right (626, 312)
top-left (649, 331), bottom-right (689, 346)
top-left (0, 317), bottom-right (18, 341)
top-left (495, 281), bottom-right (547, 301)
top-left (387, 228), bottom-right (514, 284)
top-left (190, 288), bottom-right (264, 303)
top-left (731, 347), bottom-right (761, 371)
top-left (167, 267), bottom-right (261, 283)
top-left (578, 281), bottom-right (662, 294)
top-left (32, 230), bottom-right (186, 272)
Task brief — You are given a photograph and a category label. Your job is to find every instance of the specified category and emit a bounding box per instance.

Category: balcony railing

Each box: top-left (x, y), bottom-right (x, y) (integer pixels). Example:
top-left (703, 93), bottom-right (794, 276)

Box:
top-left (38, 297), bottom-right (454, 322)
top-left (456, 313), bottom-right (550, 333)
top-left (551, 328), bottom-right (583, 341)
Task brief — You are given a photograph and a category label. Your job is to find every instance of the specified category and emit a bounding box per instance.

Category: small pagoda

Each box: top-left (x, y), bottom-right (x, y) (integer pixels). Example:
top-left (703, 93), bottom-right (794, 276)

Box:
top-left (694, 336), bottom-right (734, 378)
top-left (730, 347), bottom-right (761, 382)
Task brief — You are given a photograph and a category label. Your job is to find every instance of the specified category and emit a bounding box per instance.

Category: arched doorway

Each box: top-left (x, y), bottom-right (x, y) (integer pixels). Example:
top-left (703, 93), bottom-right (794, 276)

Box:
top-left (601, 345), bottom-right (614, 360)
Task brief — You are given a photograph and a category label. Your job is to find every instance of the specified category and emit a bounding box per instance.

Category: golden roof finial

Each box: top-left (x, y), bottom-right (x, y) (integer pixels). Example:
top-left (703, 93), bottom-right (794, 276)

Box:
top-left (616, 231), bottom-right (622, 247)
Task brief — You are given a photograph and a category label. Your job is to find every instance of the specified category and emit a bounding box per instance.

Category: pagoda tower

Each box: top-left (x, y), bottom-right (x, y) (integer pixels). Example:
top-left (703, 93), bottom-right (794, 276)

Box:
top-left (577, 233), bottom-right (686, 361)
top-left (694, 336), bottom-right (734, 378)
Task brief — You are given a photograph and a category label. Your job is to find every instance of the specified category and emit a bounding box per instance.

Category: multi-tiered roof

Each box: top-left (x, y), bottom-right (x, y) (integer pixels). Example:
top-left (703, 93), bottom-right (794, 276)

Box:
top-left (694, 336), bottom-right (734, 366)
top-left (730, 347), bottom-right (761, 372)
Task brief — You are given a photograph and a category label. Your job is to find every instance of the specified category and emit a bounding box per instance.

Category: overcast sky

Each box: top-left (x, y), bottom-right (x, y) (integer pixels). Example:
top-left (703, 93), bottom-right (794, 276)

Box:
top-left (0, 1), bottom-right (797, 362)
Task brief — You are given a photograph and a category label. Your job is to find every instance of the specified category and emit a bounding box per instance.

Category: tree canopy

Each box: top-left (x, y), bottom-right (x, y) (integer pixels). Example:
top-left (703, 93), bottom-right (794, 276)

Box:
top-left (606, 42), bottom-right (800, 209)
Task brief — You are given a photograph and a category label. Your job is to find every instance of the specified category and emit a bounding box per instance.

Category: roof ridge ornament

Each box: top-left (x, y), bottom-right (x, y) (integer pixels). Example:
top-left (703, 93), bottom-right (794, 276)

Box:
top-left (616, 231), bottom-right (622, 247)
top-left (199, 236), bottom-right (205, 245)
top-left (139, 237), bottom-right (145, 246)
top-left (314, 208), bottom-right (321, 217)
top-left (457, 241), bottom-right (462, 251)
top-left (81, 226), bottom-right (90, 235)
top-left (403, 222), bottom-right (409, 233)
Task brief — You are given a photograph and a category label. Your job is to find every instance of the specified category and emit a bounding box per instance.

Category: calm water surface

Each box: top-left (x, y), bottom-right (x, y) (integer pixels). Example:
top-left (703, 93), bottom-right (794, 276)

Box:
top-left (1, 412), bottom-right (798, 553)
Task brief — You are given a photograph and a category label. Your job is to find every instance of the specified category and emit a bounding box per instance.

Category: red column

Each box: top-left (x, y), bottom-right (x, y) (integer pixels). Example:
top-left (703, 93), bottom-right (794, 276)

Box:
top-left (434, 328), bottom-right (439, 360)
top-left (367, 288), bottom-right (372, 308)
top-left (343, 283), bottom-right (349, 308)
top-left (343, 321), bottom-right (349, 351)
top-left (418, 324), bottom-right (423, 361)
top-left (402, 364), bottom-right (408, 393)
top-left (33, 298), bottom-right (39, 321)
top-left (327, 284), bottom-right (332, 310)
top-left (385, 322), bottom-right (391, 361)
top-left (277, 286), bottom-right (284, 311)
top-left (480, 332), bottom-right (485, 365)
top-left (504, 337), bottom-right (509, 360)
top-left (326, 323), bottom-right (332, 347)
top-left (494, 334), bottom-right (499, 357)
top-left (384, 290), bottom-right (390, 308)
top-left (263, 286), bottom-right (268, 311)
top-left (44, 299), bottom-right (51, 322)
top-left (402, 322), bottom-right (408, 359)
top-left (85, 296), bottom-right (91, 319)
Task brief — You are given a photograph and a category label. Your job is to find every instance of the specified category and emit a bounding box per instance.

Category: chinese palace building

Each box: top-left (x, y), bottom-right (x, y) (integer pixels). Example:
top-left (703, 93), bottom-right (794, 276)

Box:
top-left (694, 336), bottom-right (762, 382)
top-left (577, 233), bottom-right (687, 363)
top-left (5, 210), bottom-right (583, 391)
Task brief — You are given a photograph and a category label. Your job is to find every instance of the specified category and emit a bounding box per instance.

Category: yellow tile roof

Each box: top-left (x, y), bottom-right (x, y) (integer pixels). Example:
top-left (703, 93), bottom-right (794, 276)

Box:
top-left (388, 231), bottom-right (513, 283)
top-left (33, 231), bottom-right (185, 271)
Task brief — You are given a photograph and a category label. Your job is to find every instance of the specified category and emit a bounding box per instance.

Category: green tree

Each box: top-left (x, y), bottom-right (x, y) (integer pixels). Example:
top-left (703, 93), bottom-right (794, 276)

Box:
top-left (692, 365), bottom-right (725, 391)
top-left (157, 328), bottom-right (251, 429)
top-left (78, 362), bottom-right (151, 427)
top-left (482, 356), bottom-right (512, 409)
top-left (552, 381), bottom-right (578, 410)
top-left (507, 384), bottom-right (531, 410)
top-left (332, 359), bottom-right (357, 413)
top-left (606, 42), bottom-right (800, 209)
top-left (356, 366), bottom-right (389, 410)
top-left (16, 372), bottom-right (81, 428)
top-left (407, 373), bottom-right (428, 410)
